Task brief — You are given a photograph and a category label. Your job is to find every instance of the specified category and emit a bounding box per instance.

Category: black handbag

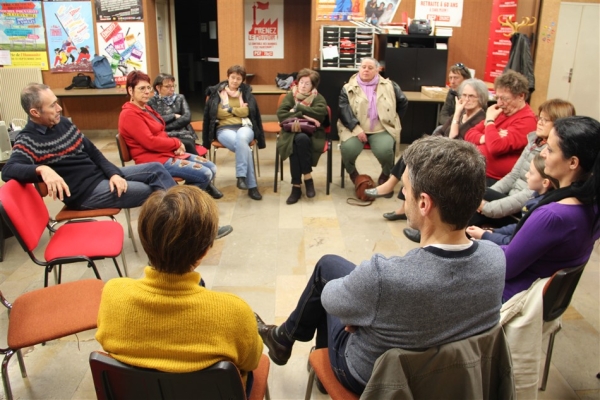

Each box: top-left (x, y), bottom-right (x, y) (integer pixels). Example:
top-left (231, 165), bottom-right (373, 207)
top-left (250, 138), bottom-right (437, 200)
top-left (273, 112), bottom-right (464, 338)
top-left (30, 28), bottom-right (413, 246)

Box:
top-left (65, 73), bottom-right (94, 90)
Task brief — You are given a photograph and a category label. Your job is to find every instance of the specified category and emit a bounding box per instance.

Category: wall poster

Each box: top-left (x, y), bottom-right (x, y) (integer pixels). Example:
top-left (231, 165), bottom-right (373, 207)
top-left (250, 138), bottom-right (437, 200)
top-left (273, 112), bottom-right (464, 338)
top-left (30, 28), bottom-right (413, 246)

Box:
top-left (95, 0), bottom-right (142, 21)
top-left (44, 1), bottom-right (96, 73)
top-left (365, 0), bottom-right (401, 25)
top-left (96, 21), bottom-right (146, 86)
top-left (316, 0), bottom-right (365, 21)
top-left (245, 0), bottom-right (284, 59)
top-left (414, 0), bottom-right (464, 27)
top-left (484, 0), bottom-right (517, 82)
top-left (0, 0), bottom-right (48, 69)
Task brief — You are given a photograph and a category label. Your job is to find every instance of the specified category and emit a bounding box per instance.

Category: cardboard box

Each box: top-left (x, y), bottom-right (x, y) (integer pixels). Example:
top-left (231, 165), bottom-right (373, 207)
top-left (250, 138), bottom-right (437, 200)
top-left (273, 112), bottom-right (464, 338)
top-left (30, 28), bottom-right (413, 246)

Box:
top-left (421, 86), bottom-right (449, 100)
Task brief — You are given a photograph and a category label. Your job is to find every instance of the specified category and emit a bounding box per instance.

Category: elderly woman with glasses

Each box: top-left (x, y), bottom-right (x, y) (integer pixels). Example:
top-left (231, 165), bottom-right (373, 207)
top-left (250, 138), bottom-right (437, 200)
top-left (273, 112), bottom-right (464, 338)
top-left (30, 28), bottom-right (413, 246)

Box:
top-left (438, 63), bottom-right (472, 126)
top-left (276, 68), bottom-right (328, 204)
top-left (465, 70), bottom-right (537, 186)
top-left (118, 71), bottom-right (224, 200)
top-left (147, 73), bottom-right (199, 155)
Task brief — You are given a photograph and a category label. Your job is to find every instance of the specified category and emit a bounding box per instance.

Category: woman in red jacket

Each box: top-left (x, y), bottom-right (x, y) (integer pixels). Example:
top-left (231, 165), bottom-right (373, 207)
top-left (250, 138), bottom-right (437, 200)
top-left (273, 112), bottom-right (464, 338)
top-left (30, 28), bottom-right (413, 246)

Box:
top-left (118, 71), bottom-right (223, 199)
top-left (465, 70), bottom-right (537, 186)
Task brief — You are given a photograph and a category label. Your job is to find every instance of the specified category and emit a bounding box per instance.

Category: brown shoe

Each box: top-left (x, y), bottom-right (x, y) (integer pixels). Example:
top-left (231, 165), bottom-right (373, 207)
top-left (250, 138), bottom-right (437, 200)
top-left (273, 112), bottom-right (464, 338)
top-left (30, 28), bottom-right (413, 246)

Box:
top-left (349, 170), bottom-right (359, 184)
top-left (255, 313), bottom-right (292, 365)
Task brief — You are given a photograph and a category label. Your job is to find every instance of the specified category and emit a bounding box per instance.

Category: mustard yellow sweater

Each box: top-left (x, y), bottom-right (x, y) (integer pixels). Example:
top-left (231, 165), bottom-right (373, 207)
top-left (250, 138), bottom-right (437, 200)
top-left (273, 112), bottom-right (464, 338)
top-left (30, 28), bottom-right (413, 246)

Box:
top-left (96, 267), bottom-right (263, 377)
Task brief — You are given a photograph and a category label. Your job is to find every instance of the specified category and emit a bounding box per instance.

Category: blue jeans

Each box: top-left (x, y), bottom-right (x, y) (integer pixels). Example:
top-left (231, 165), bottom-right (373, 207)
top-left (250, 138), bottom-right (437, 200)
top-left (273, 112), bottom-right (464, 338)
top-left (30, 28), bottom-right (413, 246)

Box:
top-left (162, 154), bottom-right (217, 190)
top-left (216, 126), bottom-right (257, 189)
top-left (281, 254), bottom-right (365, 395)
top-left (79, 162), bottom-right (176, 210)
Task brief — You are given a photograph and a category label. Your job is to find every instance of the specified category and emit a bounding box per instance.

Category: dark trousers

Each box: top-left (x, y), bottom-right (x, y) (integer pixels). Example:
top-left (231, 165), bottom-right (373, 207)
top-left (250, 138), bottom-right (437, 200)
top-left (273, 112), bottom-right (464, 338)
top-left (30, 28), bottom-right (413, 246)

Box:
top-left (289, 133), bottom-right (313, 185)
top-left (281, 255), bottom-right (366, 394)
top-left (469, 187), bottom-right (520, 227)
top-left (391, 157), bottom-right (407, 200)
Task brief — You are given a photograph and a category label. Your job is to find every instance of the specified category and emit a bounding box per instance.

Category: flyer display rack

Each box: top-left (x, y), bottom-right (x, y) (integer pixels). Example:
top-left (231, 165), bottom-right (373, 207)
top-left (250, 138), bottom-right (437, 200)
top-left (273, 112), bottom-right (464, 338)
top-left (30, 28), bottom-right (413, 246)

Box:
top-left (320, 26), bottom-right (375, 70)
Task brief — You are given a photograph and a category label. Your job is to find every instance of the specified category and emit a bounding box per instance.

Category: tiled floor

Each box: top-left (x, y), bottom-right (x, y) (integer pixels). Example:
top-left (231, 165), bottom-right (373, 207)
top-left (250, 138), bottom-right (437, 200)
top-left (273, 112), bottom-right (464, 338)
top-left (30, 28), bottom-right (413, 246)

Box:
top-left (0, 134), bottom-right (598, 400)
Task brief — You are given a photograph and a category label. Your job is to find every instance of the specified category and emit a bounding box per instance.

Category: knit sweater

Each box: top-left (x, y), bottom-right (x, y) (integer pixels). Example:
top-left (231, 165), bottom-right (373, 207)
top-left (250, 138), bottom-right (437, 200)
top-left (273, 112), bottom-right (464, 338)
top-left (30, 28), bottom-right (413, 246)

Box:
top-left (321, 241), bottom-right (505, 385)
top-left (1, 117), bottom-right (122, 208)
top-left (465, 105), bottom-right (537, 180)
top-left (96, 267), bottom-right (263, 379)
top-left (118, 102), bottom-right (182, 165)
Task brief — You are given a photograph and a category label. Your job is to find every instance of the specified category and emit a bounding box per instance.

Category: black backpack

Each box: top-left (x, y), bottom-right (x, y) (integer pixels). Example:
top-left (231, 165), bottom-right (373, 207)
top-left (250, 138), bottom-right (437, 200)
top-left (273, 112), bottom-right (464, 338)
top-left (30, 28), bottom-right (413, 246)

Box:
top-left (91, 54), bottom-right (117, 89)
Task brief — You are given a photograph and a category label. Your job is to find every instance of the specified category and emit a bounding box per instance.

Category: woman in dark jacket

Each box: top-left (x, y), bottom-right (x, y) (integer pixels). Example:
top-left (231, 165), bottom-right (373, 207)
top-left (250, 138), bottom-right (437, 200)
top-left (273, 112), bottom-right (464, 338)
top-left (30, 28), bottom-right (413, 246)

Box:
top-left (147, 73), bottom-right (199, 155)
top-left (276, 68), bottom-right (328, 204)
top-left (203, 65), bottom-right (265, 200)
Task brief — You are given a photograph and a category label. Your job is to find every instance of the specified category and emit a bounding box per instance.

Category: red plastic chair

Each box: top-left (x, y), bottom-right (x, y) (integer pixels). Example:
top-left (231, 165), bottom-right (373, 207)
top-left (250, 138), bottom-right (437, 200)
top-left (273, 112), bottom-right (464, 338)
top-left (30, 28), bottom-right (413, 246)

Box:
top-left (0, 180), bottom-right (124, 287)
top-left (305, 348), bottom-right (359, 400)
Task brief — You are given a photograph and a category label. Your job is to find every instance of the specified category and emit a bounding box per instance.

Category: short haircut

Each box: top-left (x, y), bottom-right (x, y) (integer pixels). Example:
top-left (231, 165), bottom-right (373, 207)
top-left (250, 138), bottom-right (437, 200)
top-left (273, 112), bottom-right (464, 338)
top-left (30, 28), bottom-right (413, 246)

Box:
top-left (538, 98), bottom-right (576, 122)
top-left (449, 63), bottom-right (471, 79)
top-left (532, 153), bottom-right (559, 190)
top-left (296, 68), bottom-right (320, 89)
top-left (403, 136), bottom-right (486, 230)
top-left (153, 73), bottom-right (175, 92)
top-left (458, 78), bottom-right (489, 110)
top-left (227, 65), bottom-right (247, 81)
top-left (360, 57), bottom-right (380, 69)
top-left (126, 70), bottom-right (151, 94)
top-left (21, 83), bottom-right (50, 116)
top-left (494, 70), bottom-right (529, 97)
top-left (138, 185), bottom-right (219, 274)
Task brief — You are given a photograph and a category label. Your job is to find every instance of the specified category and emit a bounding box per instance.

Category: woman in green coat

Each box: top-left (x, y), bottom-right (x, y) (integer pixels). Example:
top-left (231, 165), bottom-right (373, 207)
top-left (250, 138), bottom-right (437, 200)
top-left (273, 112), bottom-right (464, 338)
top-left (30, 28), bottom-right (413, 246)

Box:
top-left (276, 68), bottom-right (328, 204)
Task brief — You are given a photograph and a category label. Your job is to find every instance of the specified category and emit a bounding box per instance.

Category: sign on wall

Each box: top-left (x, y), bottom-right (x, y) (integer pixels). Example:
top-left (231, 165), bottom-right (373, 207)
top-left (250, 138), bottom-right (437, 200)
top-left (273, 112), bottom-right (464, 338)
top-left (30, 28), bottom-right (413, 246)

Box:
top-left (44, 1), bottom-right (96, 73)
top-left (245, 0), bottom-right (284, 59)
top-left (415, 0), bottom-right (464, 27)
top-left (95, 0), bottom-right (143, 21)
top-left (316, 0), bottom-right (364, 21)
top-left (484, 0), bottom-right (517, 82)
top-left (96, 21), bottom-right (146, 86)
top-left (0, 0), bottom-right (48, 69)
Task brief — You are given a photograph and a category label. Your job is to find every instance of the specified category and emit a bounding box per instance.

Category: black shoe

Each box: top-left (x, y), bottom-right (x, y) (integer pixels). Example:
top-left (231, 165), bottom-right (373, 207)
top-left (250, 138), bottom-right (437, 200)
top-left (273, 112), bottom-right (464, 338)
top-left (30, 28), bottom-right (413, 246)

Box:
top-left (205, 183), bottom-right (223, 199)
top-left (255, 313), bottom-right (292, 366)
top-left (248, 187), bottom-right (262, 200)
top-left (304, 178), bottom-right (316, 198)
top-left (378, 173), bottom-right (389, 186)
top-left (216, 225), bottom-right (233, 239)
top-left (365, 188), bottom-right (393, 199)
top-left (349, 170), bottom-right (359, 184)
top-left (403, 228), bottom-right (421, 243)
top-left (383, 211), bottom-right (407, 221)
top-left (286, 186), bottom-right (302, 204)
top-left (237, 177), bottom-right (248, 190)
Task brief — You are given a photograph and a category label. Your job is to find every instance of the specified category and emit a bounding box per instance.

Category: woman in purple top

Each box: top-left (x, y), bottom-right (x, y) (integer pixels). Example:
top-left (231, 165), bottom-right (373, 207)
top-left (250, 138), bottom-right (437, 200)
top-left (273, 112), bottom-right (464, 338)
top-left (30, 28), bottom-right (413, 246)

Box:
top-left (502, 116), bottom-right (600, 300)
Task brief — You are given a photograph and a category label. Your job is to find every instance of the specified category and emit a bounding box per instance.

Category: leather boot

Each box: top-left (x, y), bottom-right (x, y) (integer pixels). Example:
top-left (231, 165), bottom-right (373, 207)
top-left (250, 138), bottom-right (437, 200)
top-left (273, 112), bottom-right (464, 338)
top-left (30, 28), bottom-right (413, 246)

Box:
top-left (248, 187), bottom-right (262, 200)
top-left (304, 179), bottom-right (316, 198)
top-left (205, 183), bottom-right (223, 199)
top-left (349, 170), bottom-right (359, 184)
top-left (255, 313), bottom-right (293, 365)
top-left (286, 186), bottom-right (302, 204)
top-left (236, 177), bottom-right (248, 190)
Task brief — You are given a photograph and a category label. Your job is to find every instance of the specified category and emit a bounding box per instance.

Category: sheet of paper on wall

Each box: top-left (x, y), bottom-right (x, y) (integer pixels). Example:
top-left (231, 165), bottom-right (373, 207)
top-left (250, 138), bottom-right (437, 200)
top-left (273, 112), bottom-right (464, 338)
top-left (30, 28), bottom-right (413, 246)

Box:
top-left (322, 46), bottom-right (339, 60)
top-left (0, 50), bottom-right (11, 66)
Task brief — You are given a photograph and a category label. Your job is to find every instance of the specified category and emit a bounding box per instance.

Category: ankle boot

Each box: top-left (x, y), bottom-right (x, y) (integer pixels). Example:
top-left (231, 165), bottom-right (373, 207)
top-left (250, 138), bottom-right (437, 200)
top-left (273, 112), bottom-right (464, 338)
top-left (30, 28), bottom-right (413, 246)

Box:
top-left (304, 179), bottom-right (315, 198)
top-left (349, 170), bottom-right (359, 184)
top-left (286, 186), bottom-right (302, 204)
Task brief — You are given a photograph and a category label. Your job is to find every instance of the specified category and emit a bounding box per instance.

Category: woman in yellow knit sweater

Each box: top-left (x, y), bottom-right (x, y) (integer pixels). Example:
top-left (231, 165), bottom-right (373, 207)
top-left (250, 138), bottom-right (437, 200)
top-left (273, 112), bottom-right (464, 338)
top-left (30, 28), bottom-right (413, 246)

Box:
top-left (96, 185), bottom-right (263, 394)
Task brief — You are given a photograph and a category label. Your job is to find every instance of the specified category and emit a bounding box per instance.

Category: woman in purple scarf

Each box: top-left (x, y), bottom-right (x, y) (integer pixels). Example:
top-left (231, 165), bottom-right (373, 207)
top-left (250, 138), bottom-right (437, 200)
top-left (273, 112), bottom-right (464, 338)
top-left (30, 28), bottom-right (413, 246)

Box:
top-left (338, 57), bottom-right (408, 185)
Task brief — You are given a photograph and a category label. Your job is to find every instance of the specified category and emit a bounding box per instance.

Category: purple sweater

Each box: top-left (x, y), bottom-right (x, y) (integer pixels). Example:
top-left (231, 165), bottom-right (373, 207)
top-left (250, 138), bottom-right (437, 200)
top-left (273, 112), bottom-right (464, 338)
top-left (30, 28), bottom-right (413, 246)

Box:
top-left (502, 202), bottom-right (600, 300)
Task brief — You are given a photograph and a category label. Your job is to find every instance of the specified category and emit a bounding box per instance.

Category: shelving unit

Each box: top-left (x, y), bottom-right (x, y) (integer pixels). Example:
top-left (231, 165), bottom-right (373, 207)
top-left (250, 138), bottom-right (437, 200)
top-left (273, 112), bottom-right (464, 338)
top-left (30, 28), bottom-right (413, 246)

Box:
top-left (320, 26), bottom-right (375, 70)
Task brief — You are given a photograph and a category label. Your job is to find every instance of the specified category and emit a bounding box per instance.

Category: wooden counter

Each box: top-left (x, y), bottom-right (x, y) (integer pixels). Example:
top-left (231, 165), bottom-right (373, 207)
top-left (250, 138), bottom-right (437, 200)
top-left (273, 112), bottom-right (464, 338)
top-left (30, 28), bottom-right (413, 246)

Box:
top-left (53, 87), bottom-right (128, 130)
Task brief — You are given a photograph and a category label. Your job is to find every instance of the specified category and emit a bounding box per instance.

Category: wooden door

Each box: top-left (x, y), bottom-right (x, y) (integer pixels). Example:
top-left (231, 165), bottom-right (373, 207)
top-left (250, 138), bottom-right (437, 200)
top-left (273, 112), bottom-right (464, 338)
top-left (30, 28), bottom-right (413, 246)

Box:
top-left (547, 3), bottom-right (600, 120)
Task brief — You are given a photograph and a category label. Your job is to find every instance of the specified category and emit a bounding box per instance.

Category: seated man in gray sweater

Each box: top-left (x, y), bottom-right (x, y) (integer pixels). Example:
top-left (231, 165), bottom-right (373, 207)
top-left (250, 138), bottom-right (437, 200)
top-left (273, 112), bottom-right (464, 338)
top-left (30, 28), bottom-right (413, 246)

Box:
top-left (255, 136), bottom-right (505, 395)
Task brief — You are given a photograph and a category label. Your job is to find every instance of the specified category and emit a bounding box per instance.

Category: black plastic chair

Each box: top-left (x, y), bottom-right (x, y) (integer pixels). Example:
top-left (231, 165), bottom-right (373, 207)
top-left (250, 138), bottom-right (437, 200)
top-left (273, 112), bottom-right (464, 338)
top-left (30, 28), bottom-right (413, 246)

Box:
top-left (539, 261), bottom-right (587, 391)
top-left (89, 351), bottom-right (271, 400)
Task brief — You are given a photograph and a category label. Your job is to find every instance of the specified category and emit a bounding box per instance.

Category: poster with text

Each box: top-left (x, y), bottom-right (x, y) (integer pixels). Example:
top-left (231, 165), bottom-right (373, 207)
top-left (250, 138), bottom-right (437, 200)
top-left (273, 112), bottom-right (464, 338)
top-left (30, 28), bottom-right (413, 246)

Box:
top-left (96, 21), bottom-right (146, 86)
top-left (364, 0), bottom-right (400, 25)
top-left (245, 0), bottom-right (284, 59)
top-left (95, 0), bottom-right (142, 21)
top-left (415, 0), bottom-right (463, 27)
top-left (316, 0), bottom-right (364, 21)
top-left (44, 1), bottom-right (95, 73)
top-left (484, 0), bottom-right (516, 82)
top-left (0, 0), bottom-right (48, 69)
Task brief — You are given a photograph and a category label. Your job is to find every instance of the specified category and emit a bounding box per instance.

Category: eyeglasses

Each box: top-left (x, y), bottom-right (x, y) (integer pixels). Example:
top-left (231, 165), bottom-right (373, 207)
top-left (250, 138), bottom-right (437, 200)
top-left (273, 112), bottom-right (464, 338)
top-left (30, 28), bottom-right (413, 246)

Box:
top-left (536, 116), bottom-right (551, 124)
top-left (162, 84), bottom-right (177, 89)
top-left (136, 86), bottom-right (153, 92)
top-left (460, 93), bottom-right (477, 100)
top-left (496, 95), bottom-right (515, 103)
top-left (297, 81), bottom-right (312, 87)
top-left (455, 63), bottom-right (468, 72)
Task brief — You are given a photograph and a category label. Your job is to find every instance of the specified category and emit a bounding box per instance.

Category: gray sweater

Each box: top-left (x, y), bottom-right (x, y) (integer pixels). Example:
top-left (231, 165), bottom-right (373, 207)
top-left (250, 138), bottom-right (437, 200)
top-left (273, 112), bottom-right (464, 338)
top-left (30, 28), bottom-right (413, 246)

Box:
top-left (322, 240), bottom-right (505, 385)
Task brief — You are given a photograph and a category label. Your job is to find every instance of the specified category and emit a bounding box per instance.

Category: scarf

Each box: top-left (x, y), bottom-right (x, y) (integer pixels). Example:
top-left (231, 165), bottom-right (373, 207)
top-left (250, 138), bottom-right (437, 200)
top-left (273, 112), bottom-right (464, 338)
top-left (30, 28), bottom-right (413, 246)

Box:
top-left (157, 93), bottom-right (177, 106)
top-left (357, 74), bottom-right (380, 131)
top-left (291, 84), bottom-right (317, 107)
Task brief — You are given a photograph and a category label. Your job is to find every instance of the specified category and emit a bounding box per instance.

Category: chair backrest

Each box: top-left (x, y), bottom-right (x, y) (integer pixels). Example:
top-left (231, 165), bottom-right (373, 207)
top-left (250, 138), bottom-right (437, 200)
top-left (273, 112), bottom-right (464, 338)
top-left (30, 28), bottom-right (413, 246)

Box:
top-left (542, 261), bottom-right (587, 322)
top-left (0, 180), bottom-right (48, 252)
top-left (89, 351), bottom-right (247, 400)
top-left (115, 133), bottom-right (132, 166)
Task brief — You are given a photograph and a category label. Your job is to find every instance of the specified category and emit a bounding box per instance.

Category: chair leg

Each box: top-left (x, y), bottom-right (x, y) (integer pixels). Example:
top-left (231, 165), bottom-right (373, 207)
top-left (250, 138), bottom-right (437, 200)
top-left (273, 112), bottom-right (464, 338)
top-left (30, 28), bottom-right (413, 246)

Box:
top-left (265, 383), bottom-right (271, 400)
top-left (113, 257), bottom-right (124, 278)
top-left (340, 157), bottom-right (345, 189)
top-left (254, 144), bottom-right (260, 178)
top-left (304, 367), bottom-right (316, 400)
top-left (15, 350), bottom-right (26, 378)
top-left (124, 209), bottom-right (138, 253)
top-left (2, 351), bottom-right (15, 400)
top-left (88, 261), bottom-right (101, 279)
top-left (540, 327), bottom-right (561, 391)
top-left (274, 147), bottom-right (279, 193)
top-left (327, 143), bottom-right (332, 195)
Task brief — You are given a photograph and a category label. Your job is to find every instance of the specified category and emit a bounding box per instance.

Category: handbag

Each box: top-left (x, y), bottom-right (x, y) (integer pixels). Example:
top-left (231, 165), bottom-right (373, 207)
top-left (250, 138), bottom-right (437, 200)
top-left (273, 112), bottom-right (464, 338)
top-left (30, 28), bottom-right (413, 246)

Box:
top-left (347, 174), bottom-right (375, 206)
top-left (280, 118), bottom-right (317, 135)
top-left (64, 73), bottom-right (94, 90)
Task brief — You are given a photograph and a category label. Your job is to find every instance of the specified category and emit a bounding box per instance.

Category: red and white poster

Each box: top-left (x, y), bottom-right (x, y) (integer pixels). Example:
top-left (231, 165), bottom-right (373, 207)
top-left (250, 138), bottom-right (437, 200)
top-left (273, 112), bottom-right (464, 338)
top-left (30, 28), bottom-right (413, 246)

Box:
top-left (415, 0), bottom-right (464, 27)
top-left (245, 0), bottom-right (284, 59)
top-left (484, 0), bottom-right (517, 83)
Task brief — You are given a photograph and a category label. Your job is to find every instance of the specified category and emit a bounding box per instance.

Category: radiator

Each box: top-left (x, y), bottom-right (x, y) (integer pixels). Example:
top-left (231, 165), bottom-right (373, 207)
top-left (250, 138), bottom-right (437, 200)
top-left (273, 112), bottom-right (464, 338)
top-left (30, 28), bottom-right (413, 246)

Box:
top-left (0, 67), bottom-right (43, 125)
